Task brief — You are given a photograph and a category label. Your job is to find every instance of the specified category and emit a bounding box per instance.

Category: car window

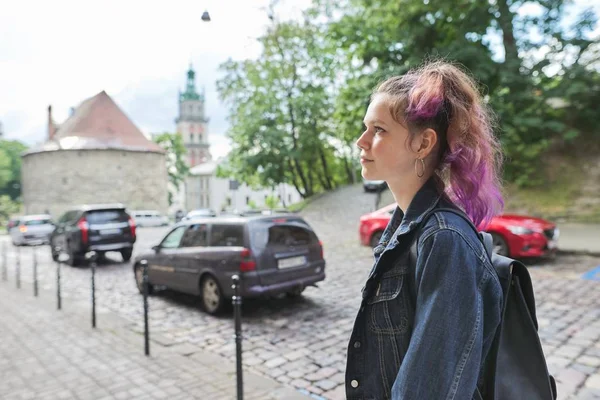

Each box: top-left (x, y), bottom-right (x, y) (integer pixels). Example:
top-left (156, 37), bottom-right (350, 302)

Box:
top-left (209, 224), bottom-right (244, 247)
top-left (85, 210), bottom-right (128, 224)
top-left (250, 221), bottom-right (316, 252)
top-left (161, 226), bottom-right (187, 248)
top-left (24, 219), bottom-right (52, 226)
top-left (180, 224), bottom-right (208, 247)
top-left (58, 212), bottom-right (70, 224)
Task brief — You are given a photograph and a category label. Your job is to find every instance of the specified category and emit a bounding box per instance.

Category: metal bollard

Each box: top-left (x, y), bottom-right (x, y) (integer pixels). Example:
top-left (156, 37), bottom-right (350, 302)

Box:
top-left (2, 242), bottom-right (7, 281)
top-left (33, 246), bottom-right (38, 297)
top-left (16, 246), bottom-right (21, 289)
top-left (141, 260), bottom-right (150, 356)
top-left (232, 274), bottom-right (244, 400)
top-left (56, 247), bottom-right (62, 310)
top-left (90, 252), bottom-right (97, 328)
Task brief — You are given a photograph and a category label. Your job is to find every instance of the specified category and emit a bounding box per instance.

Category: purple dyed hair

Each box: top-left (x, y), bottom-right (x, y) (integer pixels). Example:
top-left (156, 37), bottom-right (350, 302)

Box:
top-left (373, 61), bottom-right (504, 228)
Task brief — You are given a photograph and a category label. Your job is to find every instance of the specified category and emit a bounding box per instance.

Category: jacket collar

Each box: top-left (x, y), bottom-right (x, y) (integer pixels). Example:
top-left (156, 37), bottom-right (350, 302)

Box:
top-left (375, 177), bottom-right (444, 254)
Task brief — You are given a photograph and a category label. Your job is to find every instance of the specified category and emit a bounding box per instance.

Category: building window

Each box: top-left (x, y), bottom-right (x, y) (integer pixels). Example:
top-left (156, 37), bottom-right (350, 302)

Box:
top-left (190, 133), bottom-right (194, 143)
top-left (288, 194), bottom-right (292, 203)
top-left (246, 196), bottom-right (250, 205)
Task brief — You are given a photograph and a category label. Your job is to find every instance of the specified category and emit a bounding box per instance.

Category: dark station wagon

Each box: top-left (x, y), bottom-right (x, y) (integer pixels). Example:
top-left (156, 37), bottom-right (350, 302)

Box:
top-left (133, 214), bottom-right (326, 314)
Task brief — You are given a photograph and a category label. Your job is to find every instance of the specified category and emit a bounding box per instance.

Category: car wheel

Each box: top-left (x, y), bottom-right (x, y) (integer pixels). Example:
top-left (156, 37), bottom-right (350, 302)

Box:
top-left (50, 245), bottom-right (59, 262)
top-left (370, 231), bottom-right (383, 248)
top-left (287, 286), bottom-right (305, 298)
top-left (134, 264), bottom-right (153, 295)
top-left (491, 233), bottom-right (509, 257)
top-left (121, 248), bottom-right (133, 262)
top-left (67, 248), bottom-right (81, 267)
top-left (201, 275), bottom-right (224, 315)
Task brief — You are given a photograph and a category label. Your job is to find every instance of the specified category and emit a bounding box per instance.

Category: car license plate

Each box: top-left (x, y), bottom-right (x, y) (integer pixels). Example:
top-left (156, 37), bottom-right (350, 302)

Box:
top-left (100, 229), bottom-right (121, 236)
top-left (278, 256), bottom-right (306, 269)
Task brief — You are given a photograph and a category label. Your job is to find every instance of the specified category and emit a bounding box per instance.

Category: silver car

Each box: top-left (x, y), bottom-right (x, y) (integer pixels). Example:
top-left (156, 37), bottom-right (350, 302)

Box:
top-left (9, 214), bottom-right (55, 246)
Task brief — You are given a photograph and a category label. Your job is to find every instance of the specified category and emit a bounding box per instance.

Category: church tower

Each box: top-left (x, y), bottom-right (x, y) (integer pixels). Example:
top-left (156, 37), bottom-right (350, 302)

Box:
top-left (176, 64), bottom-right (211, 167)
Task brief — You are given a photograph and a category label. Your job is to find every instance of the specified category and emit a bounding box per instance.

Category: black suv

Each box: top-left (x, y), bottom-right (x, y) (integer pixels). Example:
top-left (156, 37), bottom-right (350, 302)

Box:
top-left (50, 204), bottom-right (136, 266)
top-left (133, 214), bottom-right (326, 314)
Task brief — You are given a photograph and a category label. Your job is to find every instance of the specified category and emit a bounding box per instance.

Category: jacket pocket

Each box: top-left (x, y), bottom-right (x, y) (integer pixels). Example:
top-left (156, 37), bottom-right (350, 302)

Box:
top-left (367, 267), bottom-right (409, 334)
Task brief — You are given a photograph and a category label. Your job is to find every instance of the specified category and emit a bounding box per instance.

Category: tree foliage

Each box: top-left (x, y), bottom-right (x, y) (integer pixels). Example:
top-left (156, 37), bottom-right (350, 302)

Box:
top-left (218, 0), bottom-right (599, 191)
top-left (217, 18), bottom-right (355, 198)
top-left (0, 139), bottom-right (28, 201)
top-left (152, 132), bottom-right (189, 205)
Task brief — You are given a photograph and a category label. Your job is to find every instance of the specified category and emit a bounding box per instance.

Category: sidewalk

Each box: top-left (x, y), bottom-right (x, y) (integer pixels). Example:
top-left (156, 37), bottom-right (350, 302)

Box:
top-left (558, 223), bottom-right (600, 255)
top-left (0, 281), bottom-right (311, 400)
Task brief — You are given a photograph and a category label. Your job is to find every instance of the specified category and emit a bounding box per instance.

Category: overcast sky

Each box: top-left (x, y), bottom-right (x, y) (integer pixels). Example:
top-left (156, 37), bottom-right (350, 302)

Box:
top-left (1, 0), bottom-right (598, 160)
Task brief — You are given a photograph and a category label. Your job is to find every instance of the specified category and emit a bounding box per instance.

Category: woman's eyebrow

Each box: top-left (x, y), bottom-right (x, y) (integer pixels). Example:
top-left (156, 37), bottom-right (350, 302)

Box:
top-left (363, 118), bottom-right (388, 126)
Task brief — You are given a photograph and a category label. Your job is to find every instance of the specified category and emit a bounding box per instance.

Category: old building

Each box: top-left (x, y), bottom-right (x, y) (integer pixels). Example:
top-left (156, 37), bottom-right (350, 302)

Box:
top-left (177, 64), bottom-right (211, 167)
top-left (21, 91), bottom-right (169, 217)
top-left (176, 65), bottom-right (302, 213)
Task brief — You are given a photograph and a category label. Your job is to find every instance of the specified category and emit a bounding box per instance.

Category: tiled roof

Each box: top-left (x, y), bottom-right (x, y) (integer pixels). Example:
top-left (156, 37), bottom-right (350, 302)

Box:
top-left (26, 91), bottom-right (164, 155)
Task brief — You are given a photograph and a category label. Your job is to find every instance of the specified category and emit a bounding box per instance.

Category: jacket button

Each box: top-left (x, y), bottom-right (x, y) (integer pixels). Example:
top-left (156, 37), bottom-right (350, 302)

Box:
top-left (353, 341), bottom-right (361, 349)
top-left (351, 380), bottom-right (359, 388)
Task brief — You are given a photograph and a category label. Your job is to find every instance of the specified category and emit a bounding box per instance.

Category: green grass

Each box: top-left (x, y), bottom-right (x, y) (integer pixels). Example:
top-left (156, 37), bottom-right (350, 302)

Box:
top-left (504, 153), bottom-right (600, 222)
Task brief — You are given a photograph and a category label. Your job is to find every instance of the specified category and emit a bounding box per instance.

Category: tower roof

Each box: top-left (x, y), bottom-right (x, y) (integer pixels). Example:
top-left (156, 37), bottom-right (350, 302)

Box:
top-left (25, 91), bottom-right (164, 155)
top-left (180, 64), bottom-right (203, 102)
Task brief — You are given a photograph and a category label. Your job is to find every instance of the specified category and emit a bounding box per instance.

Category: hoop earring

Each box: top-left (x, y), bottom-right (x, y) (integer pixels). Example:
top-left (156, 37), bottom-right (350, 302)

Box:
top-left (415, 158), bottom-right (425, 178)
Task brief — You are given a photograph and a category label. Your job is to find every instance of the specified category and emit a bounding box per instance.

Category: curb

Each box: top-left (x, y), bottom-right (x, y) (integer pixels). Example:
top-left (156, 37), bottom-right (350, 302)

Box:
top-left (557, 249), bottom-right (600, 257)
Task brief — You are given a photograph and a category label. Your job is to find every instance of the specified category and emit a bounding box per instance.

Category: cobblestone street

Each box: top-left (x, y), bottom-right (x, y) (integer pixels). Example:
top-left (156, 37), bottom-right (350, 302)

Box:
top-left (2, 184), bottom-right (600, 399)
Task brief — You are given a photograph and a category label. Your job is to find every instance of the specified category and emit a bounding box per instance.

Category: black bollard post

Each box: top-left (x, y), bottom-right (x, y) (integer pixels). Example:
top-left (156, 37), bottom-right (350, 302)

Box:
top-left (232, 274), bottom-right (244, 400)
top-left (141, 260), bottom-right (150, 356)
top-left (33, 246), bottom-right (38, 297)
top-left (16, 246), bottom-right (21, 289)
top-left (56, 247), bottom-right (62, 310)
top-left (2, 242), bottom-right (7, 281)
top-left (90, 252), bottom-right (97, 328)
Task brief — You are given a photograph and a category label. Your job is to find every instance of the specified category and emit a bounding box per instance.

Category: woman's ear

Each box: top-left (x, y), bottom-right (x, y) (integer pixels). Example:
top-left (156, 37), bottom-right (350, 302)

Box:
top-left (415, 128), bottom-right (438, 158)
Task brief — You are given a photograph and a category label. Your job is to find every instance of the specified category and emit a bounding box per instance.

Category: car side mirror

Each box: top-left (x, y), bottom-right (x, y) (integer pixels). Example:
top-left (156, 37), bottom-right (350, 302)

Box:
top-left (152, 245), bottom-right (161, 253)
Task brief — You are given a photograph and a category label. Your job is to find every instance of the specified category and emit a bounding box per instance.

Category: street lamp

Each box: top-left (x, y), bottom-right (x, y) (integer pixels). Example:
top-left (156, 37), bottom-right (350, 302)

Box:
top-left (201, 10), bottom-right (211, 22)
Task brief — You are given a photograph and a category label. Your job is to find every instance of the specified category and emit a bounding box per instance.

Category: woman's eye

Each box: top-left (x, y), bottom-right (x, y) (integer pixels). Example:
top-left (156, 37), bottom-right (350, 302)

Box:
top-left (374, 126), bottom-right (385, 134)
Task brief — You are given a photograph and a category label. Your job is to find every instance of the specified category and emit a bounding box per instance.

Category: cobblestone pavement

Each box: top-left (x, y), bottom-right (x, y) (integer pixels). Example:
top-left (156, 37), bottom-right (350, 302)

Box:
top-left (0, 281), bottom-right (311, 400)
top-left (1, 183), bottom-right (599, 399)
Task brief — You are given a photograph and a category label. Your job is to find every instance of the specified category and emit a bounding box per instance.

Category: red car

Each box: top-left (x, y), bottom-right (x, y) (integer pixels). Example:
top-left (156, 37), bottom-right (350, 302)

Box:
top-left (359, 204), bottom-right (559, 258)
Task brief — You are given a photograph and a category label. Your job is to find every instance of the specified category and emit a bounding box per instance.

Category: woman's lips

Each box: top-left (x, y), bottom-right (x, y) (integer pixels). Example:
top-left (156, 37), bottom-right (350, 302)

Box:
top-left (360, 158), bottom-right (374, 164)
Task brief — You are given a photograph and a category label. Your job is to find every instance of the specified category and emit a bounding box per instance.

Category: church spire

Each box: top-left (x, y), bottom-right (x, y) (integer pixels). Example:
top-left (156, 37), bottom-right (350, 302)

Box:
top-left (180, 63), bottom-right (201, 101)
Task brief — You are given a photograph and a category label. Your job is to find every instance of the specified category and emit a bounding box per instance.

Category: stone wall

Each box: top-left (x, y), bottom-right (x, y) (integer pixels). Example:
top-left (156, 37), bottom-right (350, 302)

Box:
top-left (22, 149), bottom-right (168, 219)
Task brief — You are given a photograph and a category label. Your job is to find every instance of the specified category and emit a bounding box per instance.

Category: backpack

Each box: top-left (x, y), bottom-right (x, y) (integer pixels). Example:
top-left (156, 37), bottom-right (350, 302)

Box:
top-left (411, 207), bottom-right (558, 400)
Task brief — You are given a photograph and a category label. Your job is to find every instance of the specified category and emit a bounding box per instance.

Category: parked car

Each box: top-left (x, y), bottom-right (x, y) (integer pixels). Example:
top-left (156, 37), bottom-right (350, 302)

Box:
top-left (133, 214), bottom-right (326, 314)
top-left (6, 217), bottom-right (20, 231)
top-left (9, 214), bottom-right (55, 246)
top-left (131, 210), bottom-right (169, 227)
top-left (50, 204), bottom-right (136, 266)
top-left (359, 203), bottom-right (559, 258)
top-left (363, 179), bottom-right (387, 192)
top-left (183, 208), bottom-right (217, 220)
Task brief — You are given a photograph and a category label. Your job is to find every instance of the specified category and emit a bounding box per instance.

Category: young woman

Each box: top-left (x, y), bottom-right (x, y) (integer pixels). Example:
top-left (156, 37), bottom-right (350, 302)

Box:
top-left (346, 61), bottom-right (505, 399)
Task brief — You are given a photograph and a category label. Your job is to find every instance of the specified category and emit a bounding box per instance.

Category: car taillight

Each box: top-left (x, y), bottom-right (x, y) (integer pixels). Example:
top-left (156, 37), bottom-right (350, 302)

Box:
top-left (19, 225), bottom-right (27, 233)
top-left (319, 240), bottom-right (324, 259)
top-left (128, 216), bottom-right (136, 238)
top-left (240, 248), bottom-right (256, 272)
top-left (77, 217), bottom-right (89, 244)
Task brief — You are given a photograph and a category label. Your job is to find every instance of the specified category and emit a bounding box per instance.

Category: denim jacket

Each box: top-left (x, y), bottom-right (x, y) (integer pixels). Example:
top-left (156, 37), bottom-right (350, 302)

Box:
top-left (345, 178), bottom-right (503, 400)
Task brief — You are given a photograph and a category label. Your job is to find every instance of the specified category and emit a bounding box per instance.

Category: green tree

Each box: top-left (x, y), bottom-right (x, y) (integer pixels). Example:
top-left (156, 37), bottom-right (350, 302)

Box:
top-left (315, 0), bottom-right (598, 186)
top-left (265, 194), bottom-right (280, 210)
top-left (217, 16), bottom-right (350, 198)
top-left (152, 133), bottom-right (189, 205)
top-left (0, 139), bottom-right (28, 200)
